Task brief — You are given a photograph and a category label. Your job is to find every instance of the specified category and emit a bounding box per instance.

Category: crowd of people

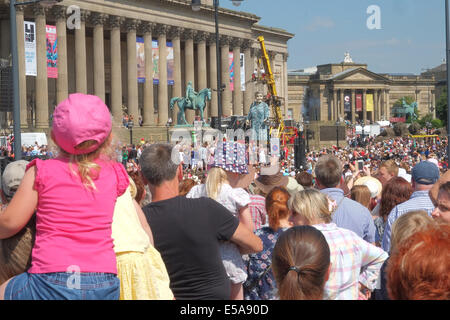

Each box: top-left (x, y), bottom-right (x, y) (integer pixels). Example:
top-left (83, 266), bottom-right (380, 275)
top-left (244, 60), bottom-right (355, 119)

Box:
top-left (0, 92), bottom-right (448, 301)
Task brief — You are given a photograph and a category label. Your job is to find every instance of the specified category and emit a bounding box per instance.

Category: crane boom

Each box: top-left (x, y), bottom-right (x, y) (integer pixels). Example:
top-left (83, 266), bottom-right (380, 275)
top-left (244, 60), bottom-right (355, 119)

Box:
top-left (257, 36), bottom-right (284, 138)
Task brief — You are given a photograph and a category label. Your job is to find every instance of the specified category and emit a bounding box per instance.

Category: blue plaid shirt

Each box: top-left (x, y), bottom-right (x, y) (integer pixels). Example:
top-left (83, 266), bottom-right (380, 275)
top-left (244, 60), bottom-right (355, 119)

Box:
top-left (381, 191), bottom-right (435, 253)
top-left (321, 188), bottom-right (376, 243)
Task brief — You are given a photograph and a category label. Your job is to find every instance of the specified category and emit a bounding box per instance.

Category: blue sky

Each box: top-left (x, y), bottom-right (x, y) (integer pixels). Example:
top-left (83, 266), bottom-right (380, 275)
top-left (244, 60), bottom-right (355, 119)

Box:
top-left (220, 0), bottom-right (446, 74)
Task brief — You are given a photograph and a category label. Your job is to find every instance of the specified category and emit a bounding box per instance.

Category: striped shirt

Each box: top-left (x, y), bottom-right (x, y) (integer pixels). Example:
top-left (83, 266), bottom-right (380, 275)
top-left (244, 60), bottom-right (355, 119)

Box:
top-left (314, 223), bottom-right (388, 300)
top-left (249, 195), bottom-right (267, 231)
top-left (381, 191), bottom-right (435, 253)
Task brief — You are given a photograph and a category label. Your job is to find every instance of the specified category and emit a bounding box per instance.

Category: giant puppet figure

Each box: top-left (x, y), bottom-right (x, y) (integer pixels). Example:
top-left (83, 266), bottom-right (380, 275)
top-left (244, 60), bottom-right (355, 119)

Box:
top-left (246, 92), bottom-right (270, 142)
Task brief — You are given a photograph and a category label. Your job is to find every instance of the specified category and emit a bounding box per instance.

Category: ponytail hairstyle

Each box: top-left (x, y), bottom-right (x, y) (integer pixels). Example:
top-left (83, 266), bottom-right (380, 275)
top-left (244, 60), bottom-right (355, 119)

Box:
top-left (205, 167), bottom-right (228, 200)
top-left (266, 186), bottom-right (291, 231)
top-left (272, 225), bottom-right (330, 300)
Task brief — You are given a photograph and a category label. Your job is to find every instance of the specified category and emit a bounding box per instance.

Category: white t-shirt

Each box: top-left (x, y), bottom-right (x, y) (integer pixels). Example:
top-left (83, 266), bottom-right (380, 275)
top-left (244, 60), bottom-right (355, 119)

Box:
top-left (186, 183), bottom-right (250, 217)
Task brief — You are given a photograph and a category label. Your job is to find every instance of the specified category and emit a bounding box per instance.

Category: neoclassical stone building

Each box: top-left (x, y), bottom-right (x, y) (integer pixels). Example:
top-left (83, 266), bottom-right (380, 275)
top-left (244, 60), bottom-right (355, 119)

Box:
top-left (288, 54), bottom-right (437, 125)
top-left (0, 0), bottom-right (293, 139)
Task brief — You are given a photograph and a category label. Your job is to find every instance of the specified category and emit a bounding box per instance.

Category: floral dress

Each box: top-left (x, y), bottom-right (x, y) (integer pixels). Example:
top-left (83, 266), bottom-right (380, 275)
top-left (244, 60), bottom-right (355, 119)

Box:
top-left (243, 227), bottom-right (289, 300)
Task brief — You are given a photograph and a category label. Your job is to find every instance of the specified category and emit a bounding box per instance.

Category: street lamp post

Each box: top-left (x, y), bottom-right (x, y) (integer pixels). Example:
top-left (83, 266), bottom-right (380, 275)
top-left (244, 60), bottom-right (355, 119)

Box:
top-left (127, 120), bottom-right (134, 145)
top-left (335, 120), bottom-right (340, 149)
top-left (192, 0), bottom-right (243, 133)
top-left (166, 118), bottom-right (173, 143)
top-left (446, 0), bottom-right (450, 158)
top-left (9, 0), bottom-right (62, 160)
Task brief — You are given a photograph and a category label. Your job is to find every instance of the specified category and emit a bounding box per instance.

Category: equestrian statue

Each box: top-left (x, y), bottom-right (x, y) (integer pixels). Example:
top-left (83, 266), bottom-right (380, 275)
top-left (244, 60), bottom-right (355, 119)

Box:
top-left (401, 98), bottom-right (418, 122)
top-left (170, 81), bottom-right (212, 125)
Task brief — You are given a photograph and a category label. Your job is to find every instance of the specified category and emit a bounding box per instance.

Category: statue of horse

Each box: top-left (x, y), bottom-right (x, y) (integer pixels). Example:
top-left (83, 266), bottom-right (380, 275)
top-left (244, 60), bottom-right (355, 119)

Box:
top-left (170, 88), bottom-right (212, 125)
top-left (401, 98), bottom-right (418, 121)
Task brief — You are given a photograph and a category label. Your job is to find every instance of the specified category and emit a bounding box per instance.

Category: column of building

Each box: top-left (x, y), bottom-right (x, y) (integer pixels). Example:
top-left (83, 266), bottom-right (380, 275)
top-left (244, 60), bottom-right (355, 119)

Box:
top-left (208, 34), bottom-right (218, 118)
top-left (75, 10), bottom-right (88, 94)
top-left (53, 6), bottom-right (68, 104)
top-left (156, 24), bottom-right (169, 126)
top-left (90, 13), bottom-right (107, 103)
top-left (339, 89), bottom-right (344, 121)
top-left (126, 19), bottom-right (139, 121)
top-left (140, 21), bottom-right (155, 126)
top-left (184, 29), bottom-right (196, 123)
top-left (373, 89), bottom-right (379, 122)
top-left (333, 90), bottom-right (337, 122)
top-left (362, 89), bottom-right (367, 124)
top-left (231, 38), bottom-right (242, 116)
top-left (196, 31), bottom-right (208, 120)
top-left (33, 4), bottom-right (48, 128)
top-left (220, 35), bottom-right (232, 117)
top-left (351, 89), bottom-right (356, 123)
top-left (109, 16), bottom-right (124, 125)
top-left (170, 26), bottom-right (183, 124)
top-left (385, 89), bottom-right (390, 120)
top-left (242, 40), bottom-right (253, 116)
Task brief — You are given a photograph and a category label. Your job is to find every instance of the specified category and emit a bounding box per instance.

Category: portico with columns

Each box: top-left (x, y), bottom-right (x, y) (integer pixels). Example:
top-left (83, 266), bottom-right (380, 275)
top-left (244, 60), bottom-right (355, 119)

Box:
top-left (0, 0), bottom-right (293, 142)
top-left (289, 58), bottom-right (437, 126)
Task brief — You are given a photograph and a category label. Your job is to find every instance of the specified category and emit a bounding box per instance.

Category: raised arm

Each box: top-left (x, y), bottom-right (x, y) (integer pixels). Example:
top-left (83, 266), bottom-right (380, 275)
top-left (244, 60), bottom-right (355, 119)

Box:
top-left (229, 222), bottom-right (262, 255)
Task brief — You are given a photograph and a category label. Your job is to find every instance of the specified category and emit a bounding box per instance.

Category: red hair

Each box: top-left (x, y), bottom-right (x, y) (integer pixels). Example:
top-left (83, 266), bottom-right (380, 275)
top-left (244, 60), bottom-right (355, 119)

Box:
top-left (379, 177), bottom-right (413, 221)
top-left (387, 223), bottom-right (450, 300)
top-left (266, 187), bottom-right (291, 231)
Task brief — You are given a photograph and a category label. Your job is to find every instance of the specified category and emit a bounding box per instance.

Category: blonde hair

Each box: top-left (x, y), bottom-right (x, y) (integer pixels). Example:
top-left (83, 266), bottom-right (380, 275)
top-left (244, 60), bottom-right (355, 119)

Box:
top-left (205, 167), bottom-right (228, 200)
top-left (59, 133), bottom-right (113, 190)
top-left (129, 176), bottom-right (137, 199)
top-left (390, 210), bottom-right (435, 253)
top-left (288, 189), bottom-right (332, 224)
top-left (351, 185), bottom-right (371, 209)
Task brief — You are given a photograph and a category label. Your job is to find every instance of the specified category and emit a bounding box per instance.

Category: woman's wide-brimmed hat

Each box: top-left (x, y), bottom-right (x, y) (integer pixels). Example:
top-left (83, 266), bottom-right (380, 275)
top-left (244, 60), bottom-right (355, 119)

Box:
top-left (254, 170), bottom-right (289, 195)
top-left (354, 176), bottom-right (383, 199)
top-left (213, 141), bottom-right (248, 175)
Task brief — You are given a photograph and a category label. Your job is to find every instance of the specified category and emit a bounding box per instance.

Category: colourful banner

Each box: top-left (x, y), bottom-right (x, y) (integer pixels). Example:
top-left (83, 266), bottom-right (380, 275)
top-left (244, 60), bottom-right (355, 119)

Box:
top-left (229, 52), bottom-right (234, 91)
top-left (366, 93), bottom-right (374, 112)
top-left (24, 21), bottom-right (36, 76)
top-left (46, 25), bottom-right (57, 78)
top-left (344, 94), bottom-right (351, 112)
top-left (137, 37), bottom-right (145, 83)
top-left (356, 94), bottom-right (362, 112)
top-left (152, 40), bottom-right (174, 85)
top-left (167, 42), bottom-right (174, 85)
top-left (152, 39), bottom-right (159, 84)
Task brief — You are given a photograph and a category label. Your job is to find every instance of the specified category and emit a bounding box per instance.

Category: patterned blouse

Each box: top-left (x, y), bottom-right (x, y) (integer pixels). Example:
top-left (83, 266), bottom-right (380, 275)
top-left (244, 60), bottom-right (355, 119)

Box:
top-left (243, 227), bottom-right (289, 300)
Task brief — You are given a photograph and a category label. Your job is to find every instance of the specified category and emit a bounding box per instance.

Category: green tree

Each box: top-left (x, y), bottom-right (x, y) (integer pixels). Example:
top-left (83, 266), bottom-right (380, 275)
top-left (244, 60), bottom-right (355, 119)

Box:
top-left (436, 88), bottom-right (448, 127)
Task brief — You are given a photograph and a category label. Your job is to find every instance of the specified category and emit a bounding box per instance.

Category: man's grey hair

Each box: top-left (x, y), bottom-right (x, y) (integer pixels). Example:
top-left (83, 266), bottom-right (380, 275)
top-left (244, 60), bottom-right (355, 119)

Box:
top-left (140, 144), bottom-right (179, 187)
top-left (314, 154), bottom-right (342, 188)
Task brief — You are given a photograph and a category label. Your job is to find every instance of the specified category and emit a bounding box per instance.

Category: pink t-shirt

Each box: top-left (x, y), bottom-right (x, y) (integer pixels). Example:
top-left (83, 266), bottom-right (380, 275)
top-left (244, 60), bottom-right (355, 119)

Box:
top-left (26, 157), bottom-right (129, 274)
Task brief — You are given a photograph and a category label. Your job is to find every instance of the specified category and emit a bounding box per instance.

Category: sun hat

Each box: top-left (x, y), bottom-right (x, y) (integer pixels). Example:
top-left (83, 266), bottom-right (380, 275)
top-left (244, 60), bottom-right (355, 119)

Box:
top-left (1, 160), bottom-right (29, 198)
top-left (213, 141), bottom-right (248, 174)
top-left (231, 165), bottom-right (256, 189)
top-left (398, 168), bottom-right (412, 183)
top-left (254, 168), bottom-right (289, 195)
top-left (354, 176), bottom-right (382, 199)
top-left (52, 93), bottom-right (112, 155)
top-left (285, 177), bottom-right (304, 196)
top-left (412, 161), bottom-right (440, 185)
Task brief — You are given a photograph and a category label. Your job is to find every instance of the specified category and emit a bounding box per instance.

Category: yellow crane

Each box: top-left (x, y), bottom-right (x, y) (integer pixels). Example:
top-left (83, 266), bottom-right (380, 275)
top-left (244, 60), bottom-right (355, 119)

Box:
top-left (256, 36), bottom-right (285, 139)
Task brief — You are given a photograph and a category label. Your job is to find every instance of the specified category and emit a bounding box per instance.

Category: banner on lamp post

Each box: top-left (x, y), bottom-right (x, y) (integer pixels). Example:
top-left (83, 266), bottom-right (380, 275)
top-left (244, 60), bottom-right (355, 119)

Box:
top-left (24, 21), bottom-right (37, 76)
top-left (46, 25), bottom-right (58, 78)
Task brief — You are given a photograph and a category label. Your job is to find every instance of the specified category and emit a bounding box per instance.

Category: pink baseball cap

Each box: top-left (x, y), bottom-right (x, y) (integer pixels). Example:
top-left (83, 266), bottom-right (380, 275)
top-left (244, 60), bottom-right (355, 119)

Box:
top-left (52, 93), bottom-right (112, 155)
